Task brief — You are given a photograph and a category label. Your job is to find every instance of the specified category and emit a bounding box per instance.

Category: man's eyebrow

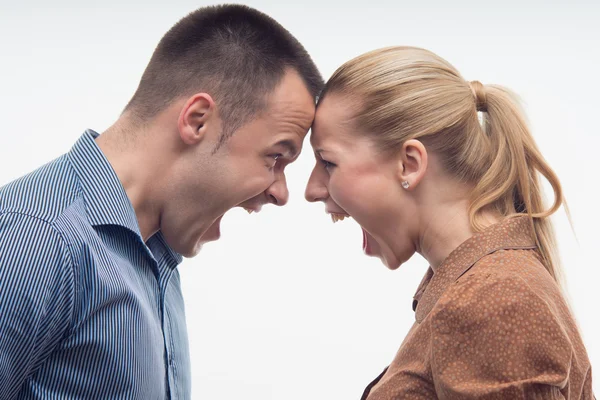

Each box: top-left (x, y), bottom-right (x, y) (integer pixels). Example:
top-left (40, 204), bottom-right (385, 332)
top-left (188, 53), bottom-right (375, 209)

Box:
top-left (275, 139), bottom-right (299, 158)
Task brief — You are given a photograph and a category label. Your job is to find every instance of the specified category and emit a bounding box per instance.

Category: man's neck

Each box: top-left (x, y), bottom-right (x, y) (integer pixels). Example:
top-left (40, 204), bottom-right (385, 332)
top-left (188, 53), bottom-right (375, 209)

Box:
top-left (96, 119), bottom-right (164, 242)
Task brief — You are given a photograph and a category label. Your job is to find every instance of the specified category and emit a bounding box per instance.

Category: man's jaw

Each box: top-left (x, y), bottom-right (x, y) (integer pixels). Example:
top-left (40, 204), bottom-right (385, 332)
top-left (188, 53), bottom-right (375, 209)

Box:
top-left (237, 197), bottom-right (265, 215)
top-left (199, 202), bottom-right (265, 243)
top-left (241, 205), bottom-right (262, 214)
top-left (199, 215), bottom-right (223, 243)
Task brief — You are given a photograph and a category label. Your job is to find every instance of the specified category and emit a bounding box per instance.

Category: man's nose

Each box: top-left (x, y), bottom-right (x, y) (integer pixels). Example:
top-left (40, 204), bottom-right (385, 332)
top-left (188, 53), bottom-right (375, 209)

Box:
top-left (305, 167), bottom-right (328, 203)
top-left (266, 173), bottom-right (289, 206)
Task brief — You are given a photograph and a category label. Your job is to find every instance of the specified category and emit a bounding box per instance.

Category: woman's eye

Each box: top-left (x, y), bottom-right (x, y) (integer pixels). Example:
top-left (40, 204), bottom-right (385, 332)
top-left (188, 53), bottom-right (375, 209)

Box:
top-left (320, 159), bottom-right (336, 170)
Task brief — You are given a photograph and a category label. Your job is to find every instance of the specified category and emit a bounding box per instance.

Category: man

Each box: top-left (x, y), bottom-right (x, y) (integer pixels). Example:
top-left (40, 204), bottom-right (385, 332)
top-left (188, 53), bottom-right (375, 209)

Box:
top-left (0, 5), bottom-right (322, 399)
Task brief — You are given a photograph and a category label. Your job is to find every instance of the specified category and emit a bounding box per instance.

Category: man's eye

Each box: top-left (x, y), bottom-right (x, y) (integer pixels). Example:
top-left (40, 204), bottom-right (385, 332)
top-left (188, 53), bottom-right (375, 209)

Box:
top-left (268, 154), bottom-right (283, 170)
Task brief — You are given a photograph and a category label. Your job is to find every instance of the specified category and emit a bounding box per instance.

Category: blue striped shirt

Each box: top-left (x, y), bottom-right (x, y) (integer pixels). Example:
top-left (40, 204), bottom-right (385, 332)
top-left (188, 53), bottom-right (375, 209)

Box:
top-left (0, 130), bottom-right (190, 399)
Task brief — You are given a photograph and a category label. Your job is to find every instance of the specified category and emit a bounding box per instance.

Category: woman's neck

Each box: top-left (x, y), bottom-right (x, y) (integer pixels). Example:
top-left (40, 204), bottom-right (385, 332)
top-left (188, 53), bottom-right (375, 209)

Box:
top-left (417, 200), bottom-right (501, 272)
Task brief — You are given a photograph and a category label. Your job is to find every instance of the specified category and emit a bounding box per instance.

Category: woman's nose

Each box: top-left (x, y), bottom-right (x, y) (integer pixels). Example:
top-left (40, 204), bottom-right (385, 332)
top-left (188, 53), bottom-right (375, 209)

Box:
top-left (305, 167), bottom-right (328, 203)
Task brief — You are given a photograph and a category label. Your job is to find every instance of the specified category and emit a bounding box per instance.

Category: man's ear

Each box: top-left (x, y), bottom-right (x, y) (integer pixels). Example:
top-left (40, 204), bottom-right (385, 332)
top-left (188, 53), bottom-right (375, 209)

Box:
top-left (397, 139), bottom-right (428, 190)
top-left (177, 93), bottom-right (217, 146)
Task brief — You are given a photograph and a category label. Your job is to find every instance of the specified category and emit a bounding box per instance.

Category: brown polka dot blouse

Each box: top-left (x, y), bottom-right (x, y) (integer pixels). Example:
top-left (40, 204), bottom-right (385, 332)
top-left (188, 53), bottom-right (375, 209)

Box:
top-left (362, 216), bottom-right (594, 399)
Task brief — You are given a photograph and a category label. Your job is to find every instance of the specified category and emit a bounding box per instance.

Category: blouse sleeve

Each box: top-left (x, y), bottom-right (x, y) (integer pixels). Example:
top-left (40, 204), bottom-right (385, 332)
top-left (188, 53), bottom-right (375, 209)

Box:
top-left (430, 272), bottom-right (571, 400)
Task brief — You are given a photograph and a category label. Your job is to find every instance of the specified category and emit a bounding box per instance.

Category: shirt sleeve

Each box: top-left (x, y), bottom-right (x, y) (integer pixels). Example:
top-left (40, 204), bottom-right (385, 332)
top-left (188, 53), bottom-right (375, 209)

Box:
top-left (0, 212), bottom-right (76, 399)
top-left (430, 272), bottom-right (571, 400)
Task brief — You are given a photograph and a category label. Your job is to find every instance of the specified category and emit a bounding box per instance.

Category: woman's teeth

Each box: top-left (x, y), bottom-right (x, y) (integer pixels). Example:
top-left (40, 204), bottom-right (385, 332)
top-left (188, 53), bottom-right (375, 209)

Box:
top-left (243, 207), bottom-right (255, 214)
top-left (331, 213), bottom-right (349, 223)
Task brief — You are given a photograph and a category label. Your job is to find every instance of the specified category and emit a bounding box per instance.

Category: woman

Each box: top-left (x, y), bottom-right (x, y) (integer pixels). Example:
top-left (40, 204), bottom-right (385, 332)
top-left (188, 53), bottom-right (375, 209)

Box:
top-left (305, 47), bottom-right (594, 399)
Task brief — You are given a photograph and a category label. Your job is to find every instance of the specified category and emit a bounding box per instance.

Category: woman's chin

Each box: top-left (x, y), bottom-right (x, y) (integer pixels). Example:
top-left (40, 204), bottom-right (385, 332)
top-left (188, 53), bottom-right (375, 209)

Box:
top-left (362, 229), bottom-right (402, 270)
top-left (364, 244), bottom-right (402, 270)
top-left (381, 255), bottom-right (402, 270)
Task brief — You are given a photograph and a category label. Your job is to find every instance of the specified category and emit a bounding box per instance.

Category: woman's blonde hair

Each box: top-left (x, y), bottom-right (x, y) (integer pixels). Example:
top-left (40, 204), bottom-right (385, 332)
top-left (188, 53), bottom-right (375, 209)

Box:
top-left (321, 46), bottom-right (566, 282)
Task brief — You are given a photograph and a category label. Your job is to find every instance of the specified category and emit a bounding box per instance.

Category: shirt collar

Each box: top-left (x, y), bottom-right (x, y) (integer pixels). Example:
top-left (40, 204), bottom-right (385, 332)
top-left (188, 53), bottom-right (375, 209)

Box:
top-left (68, 129), bottom-right (142, 235)
top-left (68, 129), bottom-right (183, 266)
top-left (413, 216), bottom-right (537, 323)
top-left (148, 231), bottom-right (184, 265)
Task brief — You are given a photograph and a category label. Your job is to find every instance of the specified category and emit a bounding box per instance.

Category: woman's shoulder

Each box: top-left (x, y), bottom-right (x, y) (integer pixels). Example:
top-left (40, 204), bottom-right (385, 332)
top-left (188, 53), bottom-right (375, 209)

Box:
top-left (428, 251), bottom-right (593, 399)
top-left (432, 247), bottom-right (568, 325)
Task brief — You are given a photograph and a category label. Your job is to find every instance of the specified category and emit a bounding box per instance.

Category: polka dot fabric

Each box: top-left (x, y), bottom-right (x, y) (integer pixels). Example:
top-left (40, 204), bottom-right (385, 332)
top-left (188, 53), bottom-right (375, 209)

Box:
top-left (363, 216), bottom-right (595, 399)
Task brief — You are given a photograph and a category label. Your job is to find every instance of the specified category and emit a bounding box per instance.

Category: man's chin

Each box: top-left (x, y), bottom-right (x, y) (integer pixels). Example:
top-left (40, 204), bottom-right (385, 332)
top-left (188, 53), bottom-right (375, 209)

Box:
top-left (180, 239), bottom-right (211, 258)
top-left (186, 234), bottom-right (221, 256)
top-left (170, 241), bottom-right (200, 259)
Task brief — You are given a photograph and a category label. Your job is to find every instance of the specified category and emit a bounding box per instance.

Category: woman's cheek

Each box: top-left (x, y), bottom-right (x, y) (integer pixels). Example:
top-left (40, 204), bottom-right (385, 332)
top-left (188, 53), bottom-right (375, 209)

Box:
top-left (330, 178), bottom-right (357, 209)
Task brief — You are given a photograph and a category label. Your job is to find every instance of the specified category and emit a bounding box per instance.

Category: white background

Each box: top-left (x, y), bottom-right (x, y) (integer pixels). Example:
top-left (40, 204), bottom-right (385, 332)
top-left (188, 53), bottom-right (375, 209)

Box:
top-left (1, 1), bottom-right (598, 398)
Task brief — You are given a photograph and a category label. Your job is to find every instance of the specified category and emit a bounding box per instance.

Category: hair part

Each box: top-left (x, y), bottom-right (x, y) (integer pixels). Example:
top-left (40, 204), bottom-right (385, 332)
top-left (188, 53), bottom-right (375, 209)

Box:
top-left (320, 46), bottom-right (567, 283)
top-left (125, 4), bottom-right (323, 146)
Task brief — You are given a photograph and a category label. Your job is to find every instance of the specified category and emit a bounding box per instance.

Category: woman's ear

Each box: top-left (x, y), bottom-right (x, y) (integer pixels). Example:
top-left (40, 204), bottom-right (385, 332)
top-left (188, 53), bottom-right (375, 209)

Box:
top-left (177, 93), bottom-right (217, 146)
top-left (397, 139), bottom-right (428, 190)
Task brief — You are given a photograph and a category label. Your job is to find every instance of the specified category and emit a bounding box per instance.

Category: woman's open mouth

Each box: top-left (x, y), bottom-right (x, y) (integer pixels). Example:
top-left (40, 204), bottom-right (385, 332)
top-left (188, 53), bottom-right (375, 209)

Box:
top-left (362, 228), bottom-right (372, 254)
top-left (329, 212), bottom-right (350, 223)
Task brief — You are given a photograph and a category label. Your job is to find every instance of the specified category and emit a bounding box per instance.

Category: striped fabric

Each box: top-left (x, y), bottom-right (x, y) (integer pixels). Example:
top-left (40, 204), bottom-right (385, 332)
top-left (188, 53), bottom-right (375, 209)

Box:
top-left (0, 130), bottom-right (190, 399)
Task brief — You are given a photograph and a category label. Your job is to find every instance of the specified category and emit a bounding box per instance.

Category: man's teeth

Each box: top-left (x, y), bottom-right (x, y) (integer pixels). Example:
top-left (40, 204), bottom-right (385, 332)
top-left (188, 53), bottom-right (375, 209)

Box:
top-left (331, 214), bottom-right (348, 223)
top-left (244, 207), bottom-right (254, 214)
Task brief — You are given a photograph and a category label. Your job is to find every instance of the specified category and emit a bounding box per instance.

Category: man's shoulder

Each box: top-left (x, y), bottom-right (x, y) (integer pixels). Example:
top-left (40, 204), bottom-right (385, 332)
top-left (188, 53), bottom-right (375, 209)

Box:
top-left (0, 154), bottom-right (82, 223)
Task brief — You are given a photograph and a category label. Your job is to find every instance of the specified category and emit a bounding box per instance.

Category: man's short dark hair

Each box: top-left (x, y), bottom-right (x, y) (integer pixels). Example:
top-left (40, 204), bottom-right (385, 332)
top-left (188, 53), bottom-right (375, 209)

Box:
top-left (125, 4), bottom-right (324, 144)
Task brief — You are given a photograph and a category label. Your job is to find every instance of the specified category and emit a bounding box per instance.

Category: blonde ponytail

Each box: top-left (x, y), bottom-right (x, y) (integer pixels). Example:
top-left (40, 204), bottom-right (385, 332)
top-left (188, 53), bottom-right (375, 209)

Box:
top-left (470, 84), bottom-right (565, 281)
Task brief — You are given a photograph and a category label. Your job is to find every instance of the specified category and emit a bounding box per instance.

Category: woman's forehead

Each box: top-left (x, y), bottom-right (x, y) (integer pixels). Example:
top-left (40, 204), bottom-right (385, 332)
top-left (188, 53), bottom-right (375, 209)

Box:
top-left (312, 97), bottom-right (357, 141)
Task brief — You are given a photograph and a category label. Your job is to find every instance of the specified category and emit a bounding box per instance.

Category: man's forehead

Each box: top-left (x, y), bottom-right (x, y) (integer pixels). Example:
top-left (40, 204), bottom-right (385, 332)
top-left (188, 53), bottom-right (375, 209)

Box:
top-left (266, 75), bottom-right (316, 130)
top-left (260, 108), bottom-right (312, 156)
top-left (269, 97), bottom-right (315, 126)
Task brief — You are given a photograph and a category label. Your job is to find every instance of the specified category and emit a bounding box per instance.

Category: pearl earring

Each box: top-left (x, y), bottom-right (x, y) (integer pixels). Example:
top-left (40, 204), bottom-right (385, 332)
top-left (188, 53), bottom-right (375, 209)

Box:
top-left (401, 181), bottom-right (410, 189)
